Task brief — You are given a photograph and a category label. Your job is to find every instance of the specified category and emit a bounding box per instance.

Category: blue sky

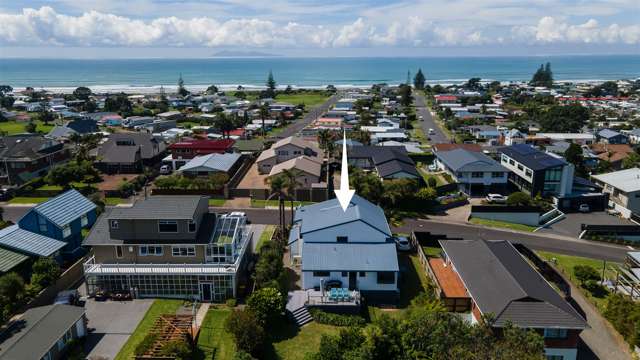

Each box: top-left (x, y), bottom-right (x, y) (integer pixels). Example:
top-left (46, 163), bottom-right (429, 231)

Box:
top-left (0, 0), bottom-right (638, 58)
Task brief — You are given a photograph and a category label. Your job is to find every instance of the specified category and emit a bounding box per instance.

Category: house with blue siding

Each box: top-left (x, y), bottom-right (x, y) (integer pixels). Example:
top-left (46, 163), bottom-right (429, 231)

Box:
top-left (19, 190), bottom-right (97, 257)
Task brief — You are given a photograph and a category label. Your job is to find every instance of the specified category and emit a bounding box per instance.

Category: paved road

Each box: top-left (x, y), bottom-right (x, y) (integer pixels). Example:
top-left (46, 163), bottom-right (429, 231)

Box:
top-left (273, 92), bottom-right (341, 139)
top-left (414, 92), bottom-right (450, 144)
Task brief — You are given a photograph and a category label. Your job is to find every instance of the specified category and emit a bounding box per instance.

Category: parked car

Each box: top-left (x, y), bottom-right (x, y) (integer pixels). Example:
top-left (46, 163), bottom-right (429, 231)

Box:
top-left (428, 128), bottom-right (435, 135)
top-left (159, 165), bottom-right (172, 175)
top-left (578, 204), bottom-right (591, 213)
top-left (394, 236), bottom-right (412, 251)
top-left (486, 194), bottom-right (507, 204)
top-left (419, 115), bottom-right (424, 121)
top-left (54, 290), bottom-right (80, 305)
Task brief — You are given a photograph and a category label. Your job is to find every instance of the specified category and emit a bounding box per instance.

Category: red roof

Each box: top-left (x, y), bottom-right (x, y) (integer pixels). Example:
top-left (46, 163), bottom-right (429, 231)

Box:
top-left (229, 129), bottom-right (245, 136)
top-left (435, 95), bottom-right (458, 101)
top-left (169, 139), bottom-right (235, 153)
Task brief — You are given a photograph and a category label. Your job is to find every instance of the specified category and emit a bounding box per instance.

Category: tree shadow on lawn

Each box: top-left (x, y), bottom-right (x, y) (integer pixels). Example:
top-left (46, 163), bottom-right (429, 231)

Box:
top-left (261, 317), bottom-right (301, 360)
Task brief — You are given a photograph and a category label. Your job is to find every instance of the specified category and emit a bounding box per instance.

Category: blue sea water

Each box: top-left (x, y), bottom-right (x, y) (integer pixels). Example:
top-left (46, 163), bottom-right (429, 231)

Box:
top-left (0, 55), bottom-right (638, 90)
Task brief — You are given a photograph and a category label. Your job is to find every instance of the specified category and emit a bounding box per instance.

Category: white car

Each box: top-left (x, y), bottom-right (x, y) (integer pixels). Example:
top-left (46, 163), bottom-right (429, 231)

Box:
top-left (486, 194), bottom-right (507, 204)
top-left (394, 236), bottom-right (412, 251)
top-left (159, 165), bottom-right (172, 175)
top-left (419, 115), bottom-right (424, 121)
top-left (578, 204), bottom-right (590, 213)
top-left (428, 128), bottom-right (435, 135)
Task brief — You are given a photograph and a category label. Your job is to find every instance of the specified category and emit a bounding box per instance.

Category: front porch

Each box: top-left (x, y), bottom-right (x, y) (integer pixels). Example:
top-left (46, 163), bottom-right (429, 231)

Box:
top-left (287, 289), bottom-right (361, 311)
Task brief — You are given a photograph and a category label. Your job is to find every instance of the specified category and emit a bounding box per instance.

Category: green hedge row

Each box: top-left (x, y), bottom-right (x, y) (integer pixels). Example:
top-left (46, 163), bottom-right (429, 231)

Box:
top-left (309, 308), bottom-right (366, 327)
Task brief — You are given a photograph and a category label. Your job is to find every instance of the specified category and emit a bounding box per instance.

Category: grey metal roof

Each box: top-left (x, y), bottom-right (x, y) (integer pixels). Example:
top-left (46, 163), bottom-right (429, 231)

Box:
top-left (302, 242), bottom-right (399, 272)
top-left (376, 159), bottom-right (420, 178)
top-left (436, 148), bottom-right (507, 173)
top-left (0, 225), bottom-right (66, 257)
top-left (32, 189), bottom-right (96, 228)
top-left (598, 128), bottom-right (623, 139)
top-left (0, 247), bottom-right (29, 273)
top-left (440, 239), bottom-right (587, 329)
top-left (294, 194), bottom-right (391, 237)
top-left (109, 196), bottom-right (207, 220)
top-left (0, 304), bottom-right (85, 359)
top-left (179, 153), bottom-right (241, 173)
top-left (499, 144), bottom-right (566, 171)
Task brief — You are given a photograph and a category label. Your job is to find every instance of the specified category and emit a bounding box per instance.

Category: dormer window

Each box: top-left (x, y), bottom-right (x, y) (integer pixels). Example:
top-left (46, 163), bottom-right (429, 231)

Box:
top-left (110, 220), bottom-right (119, 229)
top-left (158, 220), bottom-right (178, 233)
top-left (188, 220), bottom-right (196, 233)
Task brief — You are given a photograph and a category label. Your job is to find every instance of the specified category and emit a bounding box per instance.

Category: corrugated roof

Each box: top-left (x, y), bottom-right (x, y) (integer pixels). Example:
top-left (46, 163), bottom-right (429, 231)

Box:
top-left (268, 156), bottom-right (322, 178)
top-left (592, 168), bottom-right (640, 193)
top-left (598, 128), bottom-right (623, 139)
top-left (376, 160), bottom-right (420, 178)
top-left (436, 148), bottom-right (507, 173)
top-left (294, 194), bottom-right (391, 237)
top-left (179, 153), bottom-right (241, 173)
top-left (440, 239), bottom-right (587, 329)
top-left (0, 304), bottom-right (85, 359)
top-left (109, 195), bottom-right (206, 220)
top-left (302, 242), bottom-right (398, 272)
top-left (0, 225), bottom-right (66, 257)
top-left (32, 189), bottom-right (96, 228)
top-left (0, 247), bottom-right (29, 273)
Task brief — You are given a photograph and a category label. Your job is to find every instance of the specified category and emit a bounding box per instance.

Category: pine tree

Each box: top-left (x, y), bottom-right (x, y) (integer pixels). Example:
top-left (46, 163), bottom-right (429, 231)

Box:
top-left (267, 71), bottom-right (276, 91)
top-left (414, 69), bottom-right (426, 90)
top-left (177, 74), bottom-right (189, 97)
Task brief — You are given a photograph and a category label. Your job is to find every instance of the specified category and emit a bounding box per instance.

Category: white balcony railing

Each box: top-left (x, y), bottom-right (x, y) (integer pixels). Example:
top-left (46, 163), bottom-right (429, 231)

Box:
top-left (83, 255), bottom-right (237, 275)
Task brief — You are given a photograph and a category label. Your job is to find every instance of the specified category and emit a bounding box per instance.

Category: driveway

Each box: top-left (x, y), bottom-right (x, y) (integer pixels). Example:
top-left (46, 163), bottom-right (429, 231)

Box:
top-left (83, 298), bottom-right (153, 360)
top-left (414, 92), bottom-right (450, 144)
top-left (538, 212), bottom-right (635, 238)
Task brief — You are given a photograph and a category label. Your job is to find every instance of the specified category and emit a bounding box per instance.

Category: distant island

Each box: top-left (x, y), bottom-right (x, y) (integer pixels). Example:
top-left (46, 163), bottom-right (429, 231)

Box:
top-left (211, 50), bottom-right (280, 58)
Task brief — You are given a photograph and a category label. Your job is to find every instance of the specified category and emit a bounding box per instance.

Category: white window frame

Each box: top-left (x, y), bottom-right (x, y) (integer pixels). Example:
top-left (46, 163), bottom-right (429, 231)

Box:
top-left (172, 246), bottom-right (196, 257)
top-left (158, 220), bottom-right (178, 233)
top-left (62, 225), bottom-right (71, 238)
top-left (81, 214), bottom-right (88, 227)
top-left (139, 246), bottom-right (163, 256)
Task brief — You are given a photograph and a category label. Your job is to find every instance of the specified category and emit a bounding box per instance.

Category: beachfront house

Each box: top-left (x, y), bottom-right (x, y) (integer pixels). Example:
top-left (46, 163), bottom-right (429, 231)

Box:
top-left (18, 189), bottom-right (97, 257)
top-left (289, 195), bottom-right (399, 303)
top-left (82, 196), bottom-right (252, 301)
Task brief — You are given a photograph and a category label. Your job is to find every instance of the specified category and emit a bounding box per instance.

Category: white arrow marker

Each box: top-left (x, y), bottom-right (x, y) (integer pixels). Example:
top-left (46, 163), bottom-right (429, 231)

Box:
top-left (334, 130), bottom-right (355, 212)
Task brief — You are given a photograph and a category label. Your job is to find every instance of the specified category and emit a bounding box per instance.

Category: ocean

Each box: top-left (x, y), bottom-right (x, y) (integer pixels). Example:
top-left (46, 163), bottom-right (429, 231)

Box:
top-left (0, 55), bottom-right (639, 93)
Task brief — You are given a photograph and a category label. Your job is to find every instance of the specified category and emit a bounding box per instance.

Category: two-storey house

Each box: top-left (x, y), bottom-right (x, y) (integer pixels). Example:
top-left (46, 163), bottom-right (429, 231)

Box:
top-left (289, 195), bottom-right (399, 303)
top-left (428, 239), bottom-right (587, 360)
top-left (256, 136), bottom-right (322, 174)
top-left (592, 168), bottom-right (640, 219)
top-left (499, 144), bottom-right (574, 198)
top-left (18, 190), bottom-right (97, 258)
top-left (434, 148), bottom-right (509, 195)
top-left (0, 135), bottom-right (70, 186)
top-left (82, 196), bottom-right (251, 302)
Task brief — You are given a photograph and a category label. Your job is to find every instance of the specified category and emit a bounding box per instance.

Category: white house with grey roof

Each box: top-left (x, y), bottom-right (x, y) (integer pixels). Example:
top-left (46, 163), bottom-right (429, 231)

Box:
top-left (592, 167), bottom-right (640, 218)
top-left (289, 195), bottom-right (399, 302)
top-left (434, 148), bottom-right (509, 195)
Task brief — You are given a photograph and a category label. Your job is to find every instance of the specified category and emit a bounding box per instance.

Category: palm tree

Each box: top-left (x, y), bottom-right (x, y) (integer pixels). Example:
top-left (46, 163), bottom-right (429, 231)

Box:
top-left (317, 129), bottom-right (331, 153)
top-left (281, 168), bottom-right (302, 226)
top-left (264, 174), bottom-right (287, 241)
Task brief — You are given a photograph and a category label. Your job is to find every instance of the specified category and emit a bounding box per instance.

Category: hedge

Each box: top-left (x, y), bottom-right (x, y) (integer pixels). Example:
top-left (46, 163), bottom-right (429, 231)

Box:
top-left (309, 309), bottom-right (366, 327)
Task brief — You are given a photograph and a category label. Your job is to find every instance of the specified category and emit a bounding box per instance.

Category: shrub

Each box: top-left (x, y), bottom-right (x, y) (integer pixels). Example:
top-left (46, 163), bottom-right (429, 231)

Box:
top-left (416, 187), bottom-right (437, 201)
top-left (427, 177), bottom-right (437, 188)
top-left (573, 265), bottom-right (600, 284)
top-left (309, 309), bottom-right (366, 327)
top-left (134, 333), bottom-right (158, 356)
top-left (233, 351), bottom-right (256, 360)
top-left (226, 298), bottom-right (237, 308)
top-left (159, 339), bottom-right (193, 360)
top-left (247, 287), bottom-right (284, 326)
top-left (506, 192), bottom-right (532, 206)
top-left (582, 280), bottom-right (608, 298)
top-left (224, 309), bottom-right (265, 355)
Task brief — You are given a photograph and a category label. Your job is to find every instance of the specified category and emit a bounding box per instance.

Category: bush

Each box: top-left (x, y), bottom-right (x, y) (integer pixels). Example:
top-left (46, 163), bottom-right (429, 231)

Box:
top-left (233, 351), bottom-right (256, 360)
top-left (247, 287), bottom-right (284, 326)
top-left (226, 298), bottom-right (237, 308)
top-left (134, 333), bottom-right (158, 356)
top-left (506, 192), bottom-right (532, 206)
top-left (427, 177), bottom-right (437, 188)
top-left (309, 309), bottom-right (366, 327)
top-left (416, 187), bottom-right (437, 201)
top-left (224, 309), bottom-right (265, 355)
top-left (573, 265), bottom-right (600, 284)
top-left (582, 280), bottom-right (608, 298)
top-left (159, 339), bottom-right (193, 360)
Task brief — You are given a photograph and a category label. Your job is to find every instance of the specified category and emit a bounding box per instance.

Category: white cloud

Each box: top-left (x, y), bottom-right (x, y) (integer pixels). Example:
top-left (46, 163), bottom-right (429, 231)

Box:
top-left (0, 7), bottom-right (638, 49)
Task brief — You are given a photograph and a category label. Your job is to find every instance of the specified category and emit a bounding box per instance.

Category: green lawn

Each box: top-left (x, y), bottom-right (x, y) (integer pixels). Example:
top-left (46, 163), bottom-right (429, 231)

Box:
top-left (417, 167), bottom-right (445, 186)
top-left (256, 225), bottom-right (276, 252)
top-left (105, 197), bottom-right (127, 206)
top-left (208, 198), bottom-right (227, 206)
top-left (469, 217), bottom-right (537, 232)
top-left (114, 299), bottom-right (183, 360)
top-left (536, 251), bottom-right (619, 310)
top-left (274, 93), bottom-right (330, 108)
top-left (196, 308), bottom-right (235, 360)
top-left (8, 197), bottom-right (51, 204)
top-left (0, 120), bottom-right (56, 135)
top-left (399, 253), bottom-right (433, 308)
top-left (251, 199), bottom-right (314, 208)
top-left (36, 184), bottom-right (63, 191)
top-left (266, 321), bottom-right (340, 360)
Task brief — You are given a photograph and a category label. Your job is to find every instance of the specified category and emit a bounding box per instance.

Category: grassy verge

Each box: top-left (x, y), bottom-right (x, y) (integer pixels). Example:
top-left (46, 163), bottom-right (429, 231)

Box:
top-left (536, 251), bottom-right (618, 310)
top-left (114, 299), bottom-right (183, 360)
top-left (0, 120), bottom-right (56, 135)
top-left (196, 308), bottom-right (235, 360)
top-left (105, 197), bottom-right (126, 206)
top-left (8, 197), bottom-right (51, 204)
top-left (469, 217), bottom-right (536, 232)
top-left (208, 198), bottom-right (227, 207)
top-left (256, 225), bottom-right (276, 252)
top-left (251, 199), bottom-right (314, 208)
top-left (274, 93), bottom-right (330, 108)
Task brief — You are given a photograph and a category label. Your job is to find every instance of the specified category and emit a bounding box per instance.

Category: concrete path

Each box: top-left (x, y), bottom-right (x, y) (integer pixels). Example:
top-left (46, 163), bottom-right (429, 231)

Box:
top-left (84, 299), bottom-right (153, 360)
